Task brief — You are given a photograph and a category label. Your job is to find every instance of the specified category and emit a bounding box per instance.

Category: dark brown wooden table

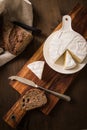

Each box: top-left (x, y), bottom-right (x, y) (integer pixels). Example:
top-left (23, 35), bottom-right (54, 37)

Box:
top-left (0, 0), bottom-right (87, 130)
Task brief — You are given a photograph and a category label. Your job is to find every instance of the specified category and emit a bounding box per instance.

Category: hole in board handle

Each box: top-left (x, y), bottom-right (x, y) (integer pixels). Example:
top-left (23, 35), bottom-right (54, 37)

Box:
top-left (11, 115), bottom-right (16, 120)
top-left (65, 18), bottom-right (68, 21)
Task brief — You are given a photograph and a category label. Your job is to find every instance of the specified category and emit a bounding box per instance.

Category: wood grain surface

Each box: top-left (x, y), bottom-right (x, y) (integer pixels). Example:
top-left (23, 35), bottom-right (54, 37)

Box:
top-left (3, 89), bottom-right (47, 128)
top-left (9, 4), bottom-right (87, 115)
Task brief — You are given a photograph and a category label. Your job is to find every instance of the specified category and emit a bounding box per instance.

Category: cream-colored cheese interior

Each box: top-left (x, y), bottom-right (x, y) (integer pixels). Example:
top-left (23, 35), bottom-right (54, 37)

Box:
top-left (64, 50), bottom-right (77, 70)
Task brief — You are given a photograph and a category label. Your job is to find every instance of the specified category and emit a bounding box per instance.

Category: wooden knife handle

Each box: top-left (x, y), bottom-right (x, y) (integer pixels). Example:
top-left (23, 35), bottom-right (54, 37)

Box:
top-left (3, 98), bottom-right (26, 128)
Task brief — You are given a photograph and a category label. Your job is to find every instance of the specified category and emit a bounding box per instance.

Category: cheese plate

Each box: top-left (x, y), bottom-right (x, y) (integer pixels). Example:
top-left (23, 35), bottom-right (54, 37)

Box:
top-left (43, 15), bottom-right (87, 74)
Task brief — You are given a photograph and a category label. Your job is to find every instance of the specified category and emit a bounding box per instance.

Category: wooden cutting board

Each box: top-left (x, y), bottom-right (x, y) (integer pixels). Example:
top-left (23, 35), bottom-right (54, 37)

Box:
top-left (10, 4), bottom-right (87, 115)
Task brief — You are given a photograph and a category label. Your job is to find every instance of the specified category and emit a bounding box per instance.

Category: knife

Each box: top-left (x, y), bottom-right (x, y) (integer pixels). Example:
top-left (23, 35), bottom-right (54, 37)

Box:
top-left (12, 21), bottom-right (41, 35)
top-left (9, 76), bottom-right (71, 102)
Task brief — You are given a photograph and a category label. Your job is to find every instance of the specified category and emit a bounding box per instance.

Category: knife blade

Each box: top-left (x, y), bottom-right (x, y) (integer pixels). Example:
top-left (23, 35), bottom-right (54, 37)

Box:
top-left (9, 76), bottom-right (71, 102)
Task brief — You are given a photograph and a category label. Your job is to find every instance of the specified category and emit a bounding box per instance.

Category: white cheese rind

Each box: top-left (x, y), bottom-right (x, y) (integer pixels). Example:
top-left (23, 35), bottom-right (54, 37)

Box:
top-left (27, 61), bottom-right (45, 79)
top-left (48, 30), bottom-right (77, 63)
top-left (67, 35), bottom-right (87, 63)
top-left (48, 32), bottom-right (87, 64)
top-left (64, 51), bottom-right (77, 70)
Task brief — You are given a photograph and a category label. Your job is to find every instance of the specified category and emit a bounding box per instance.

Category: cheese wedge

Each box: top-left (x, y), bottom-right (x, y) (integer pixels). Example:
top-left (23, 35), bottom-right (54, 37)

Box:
top-left (64, 50), bottom-right (77, 70)
top-left (27, 61), bottom-right (45, 79)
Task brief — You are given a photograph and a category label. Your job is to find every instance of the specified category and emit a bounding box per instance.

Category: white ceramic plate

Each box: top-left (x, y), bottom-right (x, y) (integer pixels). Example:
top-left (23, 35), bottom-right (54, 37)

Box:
top-left (43, 15), bottom-right (87, 74)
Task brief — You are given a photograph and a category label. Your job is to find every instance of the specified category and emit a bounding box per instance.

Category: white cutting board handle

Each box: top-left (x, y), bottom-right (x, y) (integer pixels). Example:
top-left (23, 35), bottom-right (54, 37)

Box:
top-left (61, 15), bottom-right (72, 32)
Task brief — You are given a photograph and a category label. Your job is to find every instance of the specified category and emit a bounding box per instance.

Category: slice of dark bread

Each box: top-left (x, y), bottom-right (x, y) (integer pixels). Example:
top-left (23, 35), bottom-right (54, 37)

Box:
top-left (20, 89), bottom-right (47, 110)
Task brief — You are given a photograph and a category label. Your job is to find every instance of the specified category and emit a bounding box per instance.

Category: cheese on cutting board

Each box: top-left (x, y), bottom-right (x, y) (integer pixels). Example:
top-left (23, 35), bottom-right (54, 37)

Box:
top-left (64, 50), bottom-right (77, 70)
top-left (27, 61), bottom-right (45, 79)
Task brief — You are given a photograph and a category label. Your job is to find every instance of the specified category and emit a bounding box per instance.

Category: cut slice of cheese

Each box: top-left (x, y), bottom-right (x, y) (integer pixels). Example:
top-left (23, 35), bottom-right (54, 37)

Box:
top-left (27, 61), bottom-right (45, 79)
top-left (64, 50), bottom-right (77, 70)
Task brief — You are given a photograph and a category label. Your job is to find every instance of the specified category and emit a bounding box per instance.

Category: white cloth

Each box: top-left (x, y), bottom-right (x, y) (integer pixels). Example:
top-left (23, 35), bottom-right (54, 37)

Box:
top-left (0, 0), bottom-right (33, 67)
top-left (0, 0), bottom-right (33, 26)
top-left (0, 51), bottom-right (16, 67)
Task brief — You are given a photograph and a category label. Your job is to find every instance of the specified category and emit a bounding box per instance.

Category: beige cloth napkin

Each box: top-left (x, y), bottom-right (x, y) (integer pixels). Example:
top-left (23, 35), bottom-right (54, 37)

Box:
top-left (0, 0), bottom-right (33, 67)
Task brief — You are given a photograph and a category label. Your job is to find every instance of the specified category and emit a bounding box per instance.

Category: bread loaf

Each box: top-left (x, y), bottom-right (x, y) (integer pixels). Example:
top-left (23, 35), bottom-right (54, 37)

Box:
top-left (0, 15), bottom-right (33, 56)
top-left (3, 17), bottom-right (32, 55)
